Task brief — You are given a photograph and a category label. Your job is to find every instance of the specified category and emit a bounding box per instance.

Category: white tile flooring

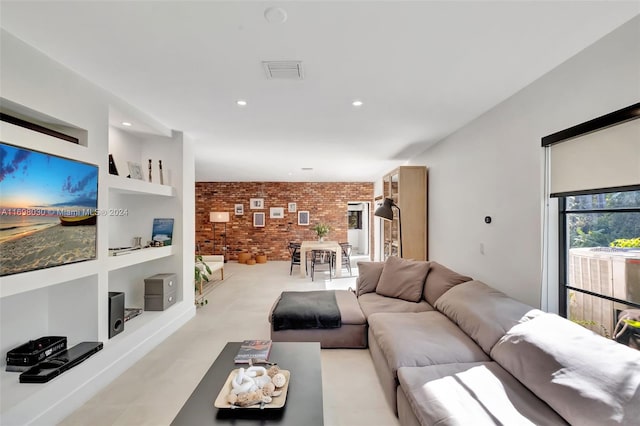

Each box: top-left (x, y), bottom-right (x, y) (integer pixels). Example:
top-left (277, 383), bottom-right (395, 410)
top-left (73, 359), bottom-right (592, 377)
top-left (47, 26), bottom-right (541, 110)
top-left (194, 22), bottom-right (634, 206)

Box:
top-left (60, 260), bottom-right (399, 426)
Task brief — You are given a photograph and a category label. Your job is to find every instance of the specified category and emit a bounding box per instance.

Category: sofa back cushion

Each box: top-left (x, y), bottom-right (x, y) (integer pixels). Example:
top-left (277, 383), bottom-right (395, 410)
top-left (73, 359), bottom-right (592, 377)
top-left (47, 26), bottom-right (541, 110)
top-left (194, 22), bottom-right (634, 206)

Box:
top-left (375, 256), bottom-right (430, 302)
top-left (355, 261), bottom-right (384, 296)
top-left (491, 313), bottom-right (640, 426)
top-left (435, 280), bottom-right (542, 353)
top-left (423, 261), bottom-right (472, 305)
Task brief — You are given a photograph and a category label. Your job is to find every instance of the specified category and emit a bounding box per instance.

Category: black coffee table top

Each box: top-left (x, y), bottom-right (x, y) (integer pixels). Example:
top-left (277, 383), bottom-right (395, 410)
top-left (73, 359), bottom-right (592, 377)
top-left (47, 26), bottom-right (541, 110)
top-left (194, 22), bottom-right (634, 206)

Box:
top-left (171, 341), bottom-right (324, 426)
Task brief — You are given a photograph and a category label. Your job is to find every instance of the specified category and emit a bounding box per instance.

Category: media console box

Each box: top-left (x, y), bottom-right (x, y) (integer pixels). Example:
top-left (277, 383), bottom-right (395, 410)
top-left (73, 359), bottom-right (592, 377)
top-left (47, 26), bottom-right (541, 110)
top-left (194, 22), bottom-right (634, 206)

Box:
top-left (144, 273), bottom-right (177, 311)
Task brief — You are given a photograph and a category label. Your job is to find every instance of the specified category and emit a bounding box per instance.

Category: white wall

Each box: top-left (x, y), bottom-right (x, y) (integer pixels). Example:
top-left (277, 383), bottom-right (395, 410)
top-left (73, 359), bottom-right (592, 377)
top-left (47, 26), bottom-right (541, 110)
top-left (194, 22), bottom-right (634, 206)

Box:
top-left (410, 16), bottom-right (640, 308)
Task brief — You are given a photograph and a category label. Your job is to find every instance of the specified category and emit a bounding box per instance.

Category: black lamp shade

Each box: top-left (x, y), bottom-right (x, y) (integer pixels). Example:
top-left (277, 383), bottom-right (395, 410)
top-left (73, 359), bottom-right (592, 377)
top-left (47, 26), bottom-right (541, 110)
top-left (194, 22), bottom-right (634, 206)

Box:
top-left (374, 198), bottom-right (395, 221)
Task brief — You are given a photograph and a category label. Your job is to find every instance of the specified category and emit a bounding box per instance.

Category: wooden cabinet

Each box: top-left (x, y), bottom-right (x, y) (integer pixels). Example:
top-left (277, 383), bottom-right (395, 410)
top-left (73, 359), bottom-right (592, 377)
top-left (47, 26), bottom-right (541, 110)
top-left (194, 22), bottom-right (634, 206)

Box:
top-left (381, 166), bottom-right (427, 261)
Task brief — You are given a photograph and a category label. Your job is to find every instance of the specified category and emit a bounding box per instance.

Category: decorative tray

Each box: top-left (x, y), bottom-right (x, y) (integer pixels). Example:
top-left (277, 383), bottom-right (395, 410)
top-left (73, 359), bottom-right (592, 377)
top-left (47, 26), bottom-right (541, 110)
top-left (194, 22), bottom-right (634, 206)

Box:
top-left (214, 369), bottom-right (290, 409)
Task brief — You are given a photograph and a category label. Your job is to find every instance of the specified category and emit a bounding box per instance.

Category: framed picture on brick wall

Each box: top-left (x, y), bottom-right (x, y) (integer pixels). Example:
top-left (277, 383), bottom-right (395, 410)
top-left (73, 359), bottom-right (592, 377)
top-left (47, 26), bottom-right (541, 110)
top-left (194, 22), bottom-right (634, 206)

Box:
top-left (288, 202), bottom-right (297, 212)
top-left (298, 211), bottom-right (310, 226)
top-left (253, 212), bottom-right (265, 227)
top-left (270, 207), bottom-right (284, 218)
top-left (250, 198), bottom-right (264, 209)
top-left (234, 204), bottom-right (244, 215)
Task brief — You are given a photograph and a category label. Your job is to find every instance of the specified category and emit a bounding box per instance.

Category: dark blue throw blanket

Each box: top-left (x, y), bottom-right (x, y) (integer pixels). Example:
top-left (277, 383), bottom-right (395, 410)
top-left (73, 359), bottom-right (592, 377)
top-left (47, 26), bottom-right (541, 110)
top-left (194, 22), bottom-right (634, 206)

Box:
top-left (272, 290), bottom-right (341, 331)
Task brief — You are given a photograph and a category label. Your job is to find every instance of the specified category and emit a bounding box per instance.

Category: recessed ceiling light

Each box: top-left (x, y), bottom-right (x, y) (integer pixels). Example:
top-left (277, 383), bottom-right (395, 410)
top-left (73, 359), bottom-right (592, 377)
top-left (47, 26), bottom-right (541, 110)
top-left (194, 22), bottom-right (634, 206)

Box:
top-left (236, 100), bottom-right (247, 107)
top-left (352, 100), bottom-right (363, 107)
top-left (264, 7), bottom-right (287, 24)
top-left (301, 167), bottom-right (313, 171)
top-left (122, 121), bottom-right (132, 126)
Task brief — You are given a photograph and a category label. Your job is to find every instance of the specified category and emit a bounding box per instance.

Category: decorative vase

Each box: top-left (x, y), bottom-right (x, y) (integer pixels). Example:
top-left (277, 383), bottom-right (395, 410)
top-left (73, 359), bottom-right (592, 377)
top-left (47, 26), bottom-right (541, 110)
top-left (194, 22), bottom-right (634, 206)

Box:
top-left (318, 236), bottom-right (325, 242)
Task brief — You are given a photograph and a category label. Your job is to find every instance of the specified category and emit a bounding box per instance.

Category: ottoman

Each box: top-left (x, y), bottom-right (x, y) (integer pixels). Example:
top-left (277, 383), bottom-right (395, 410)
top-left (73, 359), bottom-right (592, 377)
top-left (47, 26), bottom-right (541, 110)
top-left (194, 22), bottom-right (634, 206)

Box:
top-left (268, 290), bottom-right (368, 349)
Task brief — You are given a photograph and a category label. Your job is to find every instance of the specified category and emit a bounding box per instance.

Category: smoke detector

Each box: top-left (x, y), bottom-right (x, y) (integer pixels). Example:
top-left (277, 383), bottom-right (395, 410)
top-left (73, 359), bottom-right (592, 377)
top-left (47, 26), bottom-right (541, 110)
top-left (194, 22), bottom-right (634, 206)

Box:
top-left (262, 61), bottom-right (304, 80)
top-left (264, 7), bottom-right (287, 24)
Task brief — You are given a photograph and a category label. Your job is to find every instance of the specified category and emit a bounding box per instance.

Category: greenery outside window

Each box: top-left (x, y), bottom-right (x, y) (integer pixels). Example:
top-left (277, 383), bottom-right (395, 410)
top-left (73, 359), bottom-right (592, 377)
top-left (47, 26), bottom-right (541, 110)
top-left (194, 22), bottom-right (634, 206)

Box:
top-left (559, 190), bottom-right (640, 343)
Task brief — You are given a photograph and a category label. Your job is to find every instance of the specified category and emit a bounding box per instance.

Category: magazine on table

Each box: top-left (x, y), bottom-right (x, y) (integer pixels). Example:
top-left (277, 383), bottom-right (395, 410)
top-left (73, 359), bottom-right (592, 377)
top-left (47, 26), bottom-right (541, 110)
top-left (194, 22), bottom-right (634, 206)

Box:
top-left (234, 340), bottom-right (272, 364)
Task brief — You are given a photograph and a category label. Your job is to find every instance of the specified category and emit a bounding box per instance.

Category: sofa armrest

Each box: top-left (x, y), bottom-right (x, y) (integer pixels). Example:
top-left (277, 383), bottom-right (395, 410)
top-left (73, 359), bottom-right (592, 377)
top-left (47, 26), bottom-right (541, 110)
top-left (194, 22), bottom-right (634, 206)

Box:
top-left (201, 255), bottom-right (224, 263)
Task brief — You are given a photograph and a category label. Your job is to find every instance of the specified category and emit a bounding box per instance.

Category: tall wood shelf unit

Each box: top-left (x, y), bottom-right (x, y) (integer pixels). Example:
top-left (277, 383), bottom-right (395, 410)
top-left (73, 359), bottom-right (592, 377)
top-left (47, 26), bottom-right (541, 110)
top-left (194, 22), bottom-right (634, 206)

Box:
top-left (381, 166), bottom-right (427, 261)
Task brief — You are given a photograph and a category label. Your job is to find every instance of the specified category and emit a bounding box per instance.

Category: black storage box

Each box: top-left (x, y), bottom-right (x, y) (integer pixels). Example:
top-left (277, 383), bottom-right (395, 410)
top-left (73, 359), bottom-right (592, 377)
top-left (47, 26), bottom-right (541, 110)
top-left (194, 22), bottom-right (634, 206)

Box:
top-left (6, 336), bottom-right (67, 369)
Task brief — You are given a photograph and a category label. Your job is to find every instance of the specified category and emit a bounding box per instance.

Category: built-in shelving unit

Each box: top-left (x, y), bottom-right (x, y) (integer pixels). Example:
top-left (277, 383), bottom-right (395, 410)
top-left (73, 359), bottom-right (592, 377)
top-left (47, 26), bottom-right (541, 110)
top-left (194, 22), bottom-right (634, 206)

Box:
top-left (0, 96), bottom-right (194, 425)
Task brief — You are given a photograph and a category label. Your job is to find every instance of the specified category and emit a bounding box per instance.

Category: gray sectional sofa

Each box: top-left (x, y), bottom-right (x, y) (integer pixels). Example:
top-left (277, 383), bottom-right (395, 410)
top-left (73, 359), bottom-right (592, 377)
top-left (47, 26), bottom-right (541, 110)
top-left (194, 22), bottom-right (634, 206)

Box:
top-left (356, 256), bottom-right (640, 426)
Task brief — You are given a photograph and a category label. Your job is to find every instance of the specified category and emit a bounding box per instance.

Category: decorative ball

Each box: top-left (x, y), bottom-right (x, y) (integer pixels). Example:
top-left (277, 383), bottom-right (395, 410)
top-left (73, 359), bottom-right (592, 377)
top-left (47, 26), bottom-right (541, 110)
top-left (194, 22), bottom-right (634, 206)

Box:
top-left (267, 365), bottom-right (280, 377)
top-left (272, 373), bottom-right (286, 388)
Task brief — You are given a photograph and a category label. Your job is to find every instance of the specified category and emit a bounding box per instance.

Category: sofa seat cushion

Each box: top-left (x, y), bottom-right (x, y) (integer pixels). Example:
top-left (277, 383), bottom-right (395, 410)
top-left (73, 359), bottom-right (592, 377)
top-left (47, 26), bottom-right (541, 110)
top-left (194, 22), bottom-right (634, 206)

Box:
top-left (367, 312), bottom-right (489, 379)
top-left (398, 362), bottom-right (568, 426)
top-left (435, 280), bottom-right (543, 354)
top-left (491, 313), bottom-right (640, 426)
top-left (358, 292), bottom-right (433, 319)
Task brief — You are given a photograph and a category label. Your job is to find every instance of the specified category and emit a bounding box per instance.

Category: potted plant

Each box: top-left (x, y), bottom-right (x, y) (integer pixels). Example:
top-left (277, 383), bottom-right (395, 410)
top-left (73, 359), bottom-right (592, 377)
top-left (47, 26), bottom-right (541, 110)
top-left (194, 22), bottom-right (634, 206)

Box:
top-left (312, 223), bottom-right (330, 242)
top-left (195, 255), bottom-right (211, 306)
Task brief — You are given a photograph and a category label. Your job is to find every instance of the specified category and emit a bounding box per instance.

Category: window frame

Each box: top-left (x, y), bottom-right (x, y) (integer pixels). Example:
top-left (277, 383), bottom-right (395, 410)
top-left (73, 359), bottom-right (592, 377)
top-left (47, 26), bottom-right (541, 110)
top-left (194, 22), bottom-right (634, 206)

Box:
top-left (558, 194), bottom-right (640, 317)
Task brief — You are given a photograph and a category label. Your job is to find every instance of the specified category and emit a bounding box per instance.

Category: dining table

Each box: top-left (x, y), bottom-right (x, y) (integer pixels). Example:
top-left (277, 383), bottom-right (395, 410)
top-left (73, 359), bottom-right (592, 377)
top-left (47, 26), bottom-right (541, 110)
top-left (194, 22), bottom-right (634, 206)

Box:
top-left (299, 240), bottom-right (342, 278)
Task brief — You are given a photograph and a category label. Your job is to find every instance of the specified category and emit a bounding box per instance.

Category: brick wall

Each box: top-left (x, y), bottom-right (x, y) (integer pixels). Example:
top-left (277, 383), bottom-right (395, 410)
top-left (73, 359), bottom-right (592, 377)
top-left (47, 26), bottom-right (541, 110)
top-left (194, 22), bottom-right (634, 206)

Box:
top-left (195, 182), bottom-right (374, 261)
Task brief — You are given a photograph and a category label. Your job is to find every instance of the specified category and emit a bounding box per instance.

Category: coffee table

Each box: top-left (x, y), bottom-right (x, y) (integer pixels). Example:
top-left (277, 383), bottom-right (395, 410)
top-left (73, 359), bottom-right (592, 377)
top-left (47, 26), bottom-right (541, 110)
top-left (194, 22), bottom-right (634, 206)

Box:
top-left (171, 341), bottom-right (324, 425)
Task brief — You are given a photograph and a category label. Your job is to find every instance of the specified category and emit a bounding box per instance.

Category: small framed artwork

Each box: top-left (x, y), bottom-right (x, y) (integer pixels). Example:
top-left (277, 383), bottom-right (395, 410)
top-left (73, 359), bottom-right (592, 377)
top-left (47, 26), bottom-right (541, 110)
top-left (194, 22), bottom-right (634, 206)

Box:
top-left (270, 207), bottom-right (285, 219)
top-left (298, 211), bottom-right (310, 226)
top-left (127, 161), bottom-right (144, 180)
top-left (250, 198), bottom-right (264, 209)
top-left (288, 202), bottom-right (297, 213)
top-left (234, 204), bottom-right (244, 215)
top-left (253, 212), bottom-right (265, 227)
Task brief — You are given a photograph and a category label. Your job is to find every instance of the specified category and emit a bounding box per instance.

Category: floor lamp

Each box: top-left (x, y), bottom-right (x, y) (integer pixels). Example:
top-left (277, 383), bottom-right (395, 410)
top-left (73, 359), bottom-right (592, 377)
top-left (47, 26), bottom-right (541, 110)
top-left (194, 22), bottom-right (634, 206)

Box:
top-left (374, 198), bottom-right (402, 258)
top-left (210, 212), bottom-right (230, 262)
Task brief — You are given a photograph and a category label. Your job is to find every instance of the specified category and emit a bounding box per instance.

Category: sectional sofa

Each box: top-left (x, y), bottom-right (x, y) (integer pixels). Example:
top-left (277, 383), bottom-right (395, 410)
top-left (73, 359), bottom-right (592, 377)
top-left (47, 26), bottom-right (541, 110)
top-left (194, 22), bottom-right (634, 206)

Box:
top-left (356, 256), bottom-right (640, 426)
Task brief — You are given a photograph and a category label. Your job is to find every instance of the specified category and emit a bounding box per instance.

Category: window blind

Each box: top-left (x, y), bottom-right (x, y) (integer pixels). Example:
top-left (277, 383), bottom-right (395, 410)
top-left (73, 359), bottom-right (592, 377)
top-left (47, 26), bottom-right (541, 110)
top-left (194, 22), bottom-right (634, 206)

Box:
top-left (547, 111), bottom-right (640, 197)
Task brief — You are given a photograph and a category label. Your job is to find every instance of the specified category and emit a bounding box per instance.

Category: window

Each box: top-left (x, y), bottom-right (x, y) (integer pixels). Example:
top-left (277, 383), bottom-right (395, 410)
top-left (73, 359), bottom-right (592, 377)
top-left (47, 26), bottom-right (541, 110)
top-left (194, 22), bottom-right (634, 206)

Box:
top-left (543, 103), bottom-right (640, 349)
top-left (348, 210), bottom-right (362, 230)
top-left (559, 190), bottom-right (640, 344)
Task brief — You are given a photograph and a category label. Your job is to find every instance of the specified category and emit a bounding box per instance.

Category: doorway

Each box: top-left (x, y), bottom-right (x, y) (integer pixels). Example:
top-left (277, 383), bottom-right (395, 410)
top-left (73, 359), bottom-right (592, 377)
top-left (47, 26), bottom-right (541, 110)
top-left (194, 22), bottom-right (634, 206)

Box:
top-left (347, 202), bottom-right (370, 256)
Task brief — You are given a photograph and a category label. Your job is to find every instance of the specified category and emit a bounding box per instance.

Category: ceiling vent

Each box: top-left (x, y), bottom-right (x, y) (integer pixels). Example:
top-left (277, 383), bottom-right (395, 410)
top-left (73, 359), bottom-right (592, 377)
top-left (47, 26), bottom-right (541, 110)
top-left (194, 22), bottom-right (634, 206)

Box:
top-left (262, 61), bottom-right (304, 80)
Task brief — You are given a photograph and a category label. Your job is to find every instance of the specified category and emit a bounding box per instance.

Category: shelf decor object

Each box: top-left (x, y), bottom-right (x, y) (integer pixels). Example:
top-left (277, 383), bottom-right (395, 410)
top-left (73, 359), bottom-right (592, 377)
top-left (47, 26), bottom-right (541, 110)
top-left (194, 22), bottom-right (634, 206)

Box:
top-left (152, 218), bottom-right (174, 246)
top-left (127, 161), bottom-right (143, 180)
top-left (210, 211), bottom-right (230, 259)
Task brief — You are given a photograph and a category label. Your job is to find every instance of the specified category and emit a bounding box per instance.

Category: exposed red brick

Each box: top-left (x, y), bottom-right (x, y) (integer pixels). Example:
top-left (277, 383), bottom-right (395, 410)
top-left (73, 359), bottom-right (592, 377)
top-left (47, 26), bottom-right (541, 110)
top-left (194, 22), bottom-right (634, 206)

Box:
top-left (195, 182), bottom-right (373, 260)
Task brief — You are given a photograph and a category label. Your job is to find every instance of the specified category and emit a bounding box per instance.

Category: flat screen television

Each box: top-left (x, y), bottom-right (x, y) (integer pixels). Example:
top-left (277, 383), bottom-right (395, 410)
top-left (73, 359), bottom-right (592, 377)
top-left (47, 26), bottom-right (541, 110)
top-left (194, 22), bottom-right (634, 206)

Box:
top-left (0, 142), bottom-right (98, 276)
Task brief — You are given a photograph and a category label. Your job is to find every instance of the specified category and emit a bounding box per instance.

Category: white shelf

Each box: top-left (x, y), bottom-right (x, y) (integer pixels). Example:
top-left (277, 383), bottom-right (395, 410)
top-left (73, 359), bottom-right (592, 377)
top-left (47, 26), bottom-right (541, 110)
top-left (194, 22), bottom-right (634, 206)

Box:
top-left (0, 302), bottom-right (195, 426)
top-left (107, 175), bottom-right (175, 197)
top-left (0, 261), bottom-right (99, 299)
top-left (107, 246), bottom-right (175, 271)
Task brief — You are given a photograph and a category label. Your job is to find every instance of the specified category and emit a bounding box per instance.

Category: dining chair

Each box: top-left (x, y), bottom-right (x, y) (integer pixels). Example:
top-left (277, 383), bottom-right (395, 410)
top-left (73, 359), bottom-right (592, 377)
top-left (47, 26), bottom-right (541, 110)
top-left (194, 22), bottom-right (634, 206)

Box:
top-left (288, 242), bottom-right (302, 275)
top-left (332, 242), bottom-right (352, 276)
top-left (310, 249), bottom-right (333, 281)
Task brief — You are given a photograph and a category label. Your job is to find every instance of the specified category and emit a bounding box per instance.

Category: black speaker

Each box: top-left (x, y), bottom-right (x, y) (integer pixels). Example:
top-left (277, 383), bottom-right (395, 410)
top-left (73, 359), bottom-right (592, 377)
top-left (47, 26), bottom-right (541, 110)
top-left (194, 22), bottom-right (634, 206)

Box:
top-left (108, 292), bottom-right (125, 338)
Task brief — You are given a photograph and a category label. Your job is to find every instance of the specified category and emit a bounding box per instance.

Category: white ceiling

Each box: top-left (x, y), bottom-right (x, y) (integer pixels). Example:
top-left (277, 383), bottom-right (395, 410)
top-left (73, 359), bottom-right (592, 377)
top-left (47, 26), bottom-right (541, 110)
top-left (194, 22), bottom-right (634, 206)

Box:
top-left (1, 1), bottom-right (638, 182)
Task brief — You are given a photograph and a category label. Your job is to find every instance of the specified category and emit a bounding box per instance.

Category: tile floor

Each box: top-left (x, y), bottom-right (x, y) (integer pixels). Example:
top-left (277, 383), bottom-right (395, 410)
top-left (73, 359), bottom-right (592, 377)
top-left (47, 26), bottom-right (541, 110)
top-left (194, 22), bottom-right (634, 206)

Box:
top-left (60, 260), bottom-right (399, 426)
